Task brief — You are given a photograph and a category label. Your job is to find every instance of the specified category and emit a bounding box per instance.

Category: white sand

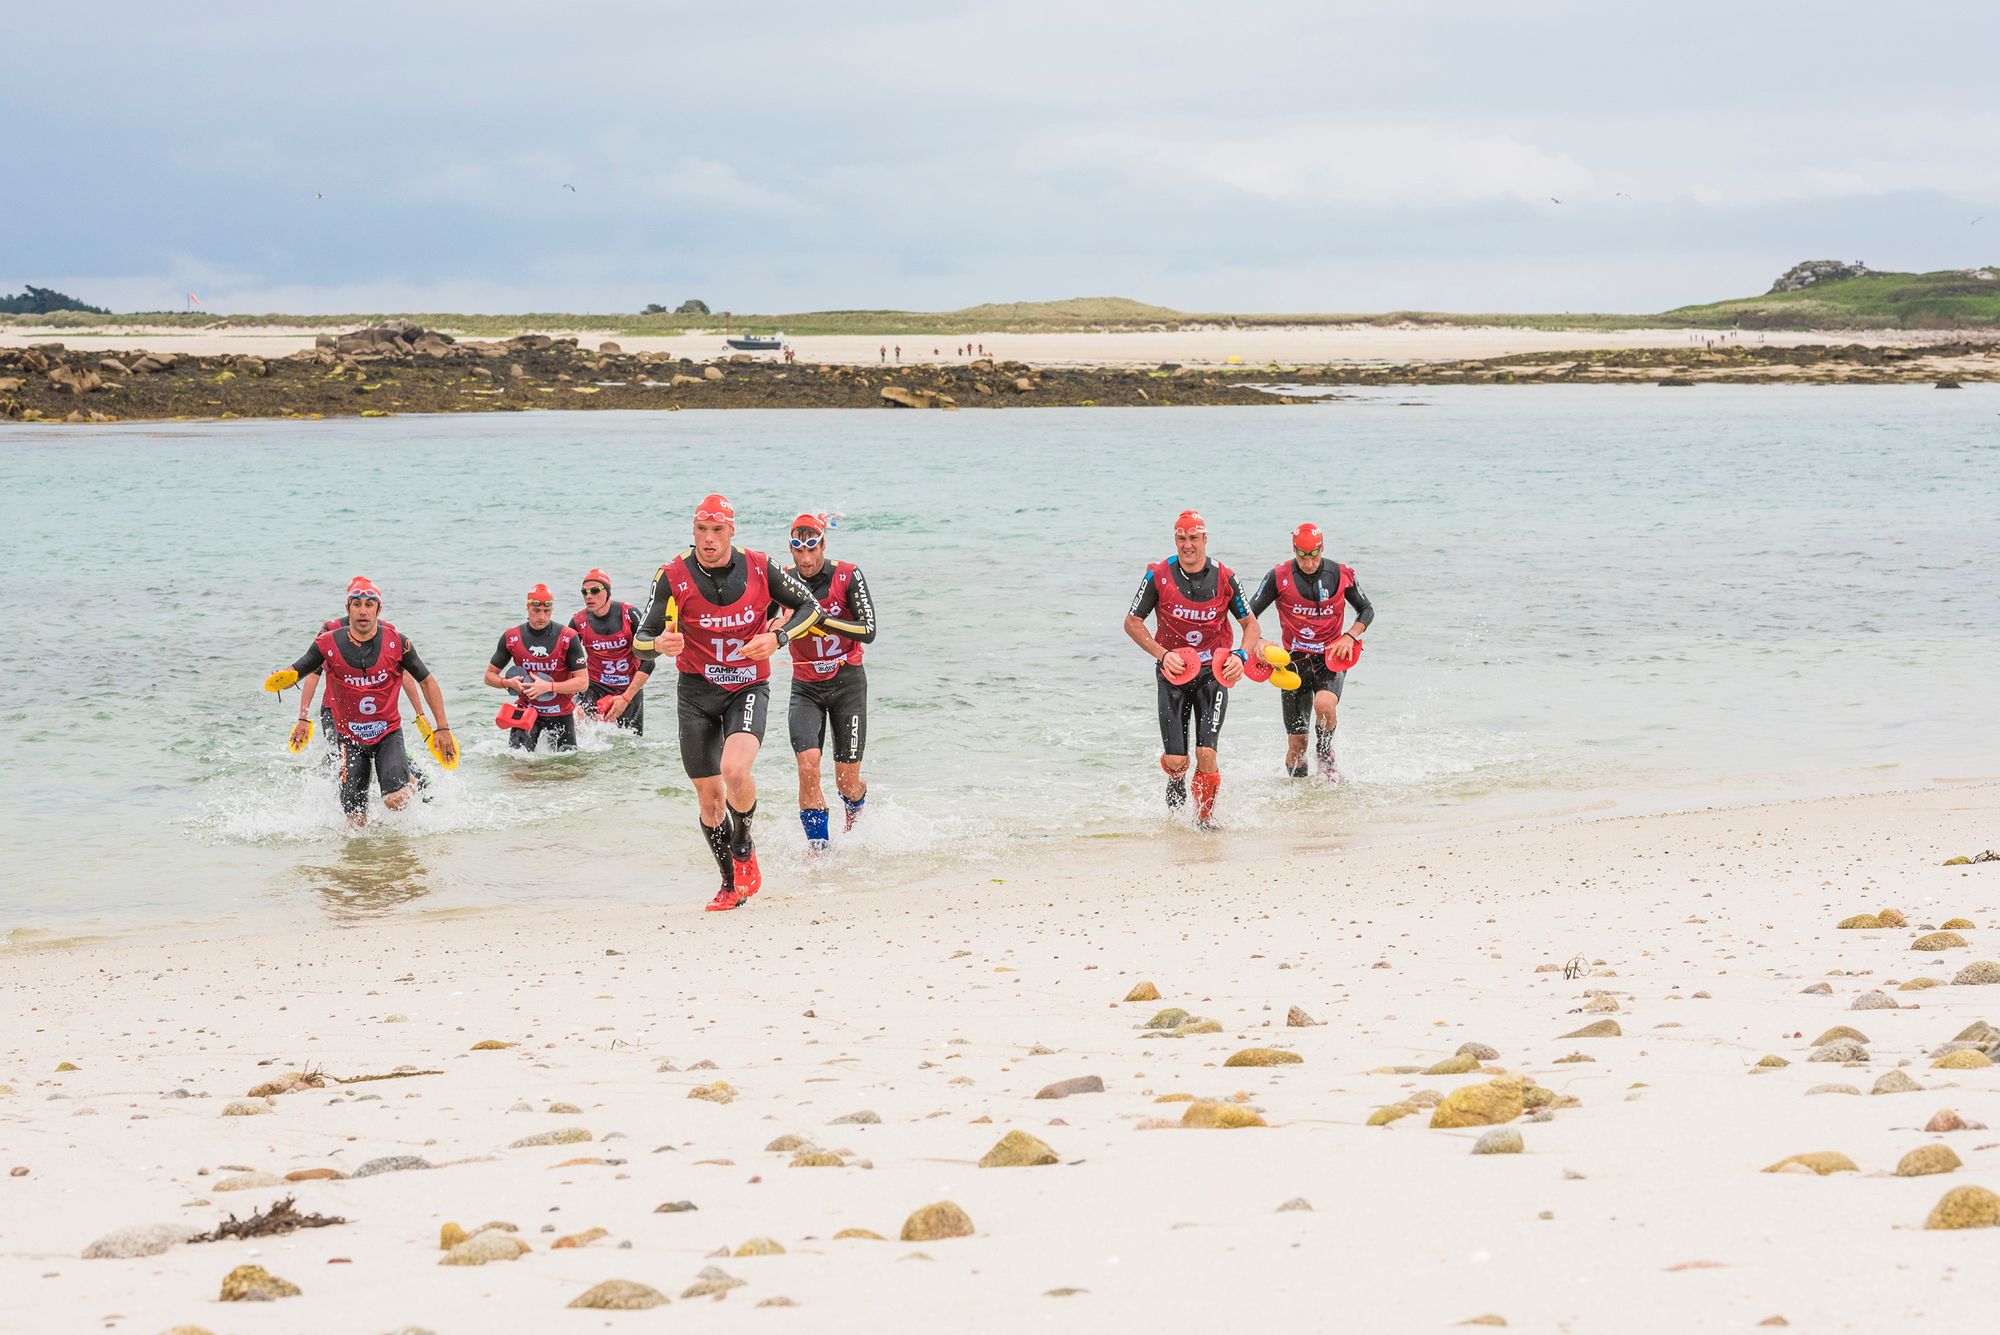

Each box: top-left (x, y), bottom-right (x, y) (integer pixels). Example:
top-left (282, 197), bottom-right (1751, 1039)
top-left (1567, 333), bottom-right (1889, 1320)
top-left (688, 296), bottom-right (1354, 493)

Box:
top-left (1, 323), bottom-right (1974, 367)
top-left (4, 785), bottom-right (1998, 1332)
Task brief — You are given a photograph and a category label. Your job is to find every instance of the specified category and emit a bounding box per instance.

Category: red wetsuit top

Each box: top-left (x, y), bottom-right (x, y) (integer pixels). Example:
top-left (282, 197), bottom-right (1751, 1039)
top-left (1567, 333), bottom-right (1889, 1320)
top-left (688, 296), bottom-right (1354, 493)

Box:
top-left (315, 622), bottom-right (406, 744)
top-left (665, 549), bottom-right (773, 691)
top-left (787, 561), bottom-right (864, 681)
top-left (1272, 561), bottom-right (1354, 655)
top-left (503, 622), bottom-right (582, 717)
top-left (568, 602), bottom-right (640, 689)
top-left (1149, 557), bottom-right (1237, 663)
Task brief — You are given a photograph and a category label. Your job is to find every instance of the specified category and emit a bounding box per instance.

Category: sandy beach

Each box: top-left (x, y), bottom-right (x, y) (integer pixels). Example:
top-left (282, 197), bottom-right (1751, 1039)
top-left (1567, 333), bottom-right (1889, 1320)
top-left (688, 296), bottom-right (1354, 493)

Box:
top-left (0, 323), bottom-right (1973, 368)
top-left (5, 784), bottom-right (1996, 1333)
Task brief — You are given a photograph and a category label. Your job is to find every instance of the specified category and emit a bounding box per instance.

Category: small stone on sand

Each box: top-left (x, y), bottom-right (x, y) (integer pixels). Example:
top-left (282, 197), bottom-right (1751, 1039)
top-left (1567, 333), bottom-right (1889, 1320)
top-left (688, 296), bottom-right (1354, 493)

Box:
top-left (1223, 1047), bottom-right (1302, 1067)
top-left (1430, 1077), bottom-right (1524, 1128)
top-left (219, 1264), bottom-right (300, 1300)
top-left (979, 1130), bottom-right (1059, 1167)
top-left (569, 1280), bottom-right (667, 1310)
top-left (734, 1237), bottom-right (785, 1256)
top-left (440, 1232), bottom-right (530, 1265)
top-left (1123, 982), bottom-right (1160, 1002)
top-left (1558, 1020), bottom-right (1621, 1039)
top-left (1911, 932), bottom-right (1968, 951)
top-left (1895, 1145), bottom-right (1962, 1177)
top-left (1180, 1101), bottom-right (1267, 1129)
top-left (1872, 1070), bottom-right (1921, 1095)
top-left (1034, 1076), bottom-right (1104, 1099)
top-left (1923, 1185), bottom-right (2000, 1230)
top-left (510, 1127), bottom-right (592, 1148)
top-left (901, 1201), bottom-right (974, 1241)
top-left (1473, 1128), bottom-right (1524, 1155)
top-left (1760, 1151), bottom-right (1857, 1176)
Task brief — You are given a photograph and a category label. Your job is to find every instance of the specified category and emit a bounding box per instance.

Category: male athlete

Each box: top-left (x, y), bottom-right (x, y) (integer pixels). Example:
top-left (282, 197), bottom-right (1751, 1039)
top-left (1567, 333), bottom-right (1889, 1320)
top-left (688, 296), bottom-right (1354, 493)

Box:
top-left (781, 513), bottom-right (878, 851)
top-left (1247, 522), bottom-right (1373, 780)
top-left (570, 568), bottom-right (648, 733)
top-left (484, 582), bottom-right (588, 752)
top-left (294, 607), bottom-right (434, 789)
top-left (287, 577), bottom-right (457, 826)
top-left (635, 496), bottom-right (821, 911)
top-left (1122, 511), bottom-right (1263, 828)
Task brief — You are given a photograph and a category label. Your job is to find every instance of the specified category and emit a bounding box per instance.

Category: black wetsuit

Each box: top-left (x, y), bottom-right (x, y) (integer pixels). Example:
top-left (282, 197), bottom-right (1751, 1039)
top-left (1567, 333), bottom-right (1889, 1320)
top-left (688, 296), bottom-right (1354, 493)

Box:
top-left (490, 621), bottom-right (587, 753)
top-left (291, 627), bottom-right (434, 814)
top-left (1129, 559), bottom-right (1250, 756)
top-left (634, 549), bottom-right (820, 779)
top-left (572, 602), bottom-right (647, 735)
top-left (787, 562), bottom-right (878, 763)
top-left (1248, 561), bottom-right (1375, 732)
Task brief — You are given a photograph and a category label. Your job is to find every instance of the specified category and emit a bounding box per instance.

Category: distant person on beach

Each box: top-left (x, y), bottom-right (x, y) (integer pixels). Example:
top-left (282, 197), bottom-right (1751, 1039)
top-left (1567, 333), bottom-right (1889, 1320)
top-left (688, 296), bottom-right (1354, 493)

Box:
top-left (634, 495), bottom-right (822, 911)
top-left (484, 583), bottom-right (587, 752)
top-left (286, 577), bottom-right (456, 827)
top-left (781, 512), bottom-right (878, 852)
top-left (1246, 523), bottom-right (1373, 781)
top-left (879, 345), bottom-right (886, 363)
top-left (570, 568), bottom-right (647, 734)
top-left (1122, 511), bottom-right (1263, 828)
top-left (894, 345), bottom-right (901, 362)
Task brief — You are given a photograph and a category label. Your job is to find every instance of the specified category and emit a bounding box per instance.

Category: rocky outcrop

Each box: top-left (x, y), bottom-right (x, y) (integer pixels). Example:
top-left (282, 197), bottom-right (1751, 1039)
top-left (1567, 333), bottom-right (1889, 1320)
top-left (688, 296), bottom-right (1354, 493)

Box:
top-left (1769, 260), bottom-right (1871, 293)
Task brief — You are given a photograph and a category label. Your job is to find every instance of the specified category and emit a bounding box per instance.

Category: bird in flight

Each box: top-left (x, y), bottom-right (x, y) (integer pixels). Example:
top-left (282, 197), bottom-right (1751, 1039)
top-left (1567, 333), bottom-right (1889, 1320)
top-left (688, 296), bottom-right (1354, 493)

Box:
top-left (315, 192), bottom-right (324, 200)
top-left (1549, 197), bottom-right (1562, 205)
top-left (563, 183), bottom-right (577, 193)
top-left (1974, 216), bottom-right (1985, 226)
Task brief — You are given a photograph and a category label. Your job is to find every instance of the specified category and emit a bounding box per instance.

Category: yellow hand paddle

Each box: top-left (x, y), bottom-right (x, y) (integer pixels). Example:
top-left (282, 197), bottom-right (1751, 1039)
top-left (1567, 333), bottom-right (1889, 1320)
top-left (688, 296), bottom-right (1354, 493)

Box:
top-left (1257, 643), bottom-right (1292, 668)
top-left (1270, 667), bottom-right (1303, 691)
top-left (286, 717), bottom-right (314, 753)
top-left (415, 715), bottom-right (459, 771)
top-left (632, 596), bottom-right (678, 653)
top-left (264, 668), bottom-right (299, 693)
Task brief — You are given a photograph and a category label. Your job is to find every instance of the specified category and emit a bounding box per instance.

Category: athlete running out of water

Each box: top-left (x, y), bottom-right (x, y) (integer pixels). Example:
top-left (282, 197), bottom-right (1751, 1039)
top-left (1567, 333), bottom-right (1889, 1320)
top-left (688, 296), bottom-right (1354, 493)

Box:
top-left (1122, 511), bottom-right (1263, 828)
top-left (782, 512), bottom-right (878, 852)
top-left (287, 577), bottom-right (457, 826)
top-left (298, 609), bottom-right (433, 791)
top-left (635, 495), bottom-right (822, 911)
top-left (570, 568), bottom-right (648, 734)
top-left (1246, 523), bottom-right (1374, 780)
top-left (483, 583), bottom-right (588, 752)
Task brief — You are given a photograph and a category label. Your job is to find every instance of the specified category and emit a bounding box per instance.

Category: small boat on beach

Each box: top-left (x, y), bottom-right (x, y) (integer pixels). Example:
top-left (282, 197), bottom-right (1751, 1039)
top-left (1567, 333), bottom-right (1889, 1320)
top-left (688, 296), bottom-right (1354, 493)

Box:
top-left (725, 333), bottom-right (784, 351)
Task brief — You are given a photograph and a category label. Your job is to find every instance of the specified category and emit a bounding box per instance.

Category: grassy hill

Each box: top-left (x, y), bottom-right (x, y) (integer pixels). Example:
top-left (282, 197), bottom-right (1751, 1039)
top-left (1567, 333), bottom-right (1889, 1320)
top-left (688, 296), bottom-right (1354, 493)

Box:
top-left (8, 267), bottom-right (2000, 335)
top-left (1662, 265), bottom-right (2000, 329)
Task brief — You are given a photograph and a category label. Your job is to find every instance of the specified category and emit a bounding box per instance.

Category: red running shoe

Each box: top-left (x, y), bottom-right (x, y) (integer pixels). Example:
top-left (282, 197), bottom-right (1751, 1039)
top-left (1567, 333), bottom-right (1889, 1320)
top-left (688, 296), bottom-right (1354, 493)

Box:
top-left (732, 852), bottom-right (762, 900)
top-left (704, 887), bottom-right (744, 912)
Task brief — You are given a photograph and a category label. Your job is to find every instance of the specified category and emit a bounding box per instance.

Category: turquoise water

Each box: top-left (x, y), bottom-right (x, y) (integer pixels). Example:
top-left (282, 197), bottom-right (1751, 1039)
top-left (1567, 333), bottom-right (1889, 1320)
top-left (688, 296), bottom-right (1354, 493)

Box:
top-left (3, 386), bottom-right (1996, 934)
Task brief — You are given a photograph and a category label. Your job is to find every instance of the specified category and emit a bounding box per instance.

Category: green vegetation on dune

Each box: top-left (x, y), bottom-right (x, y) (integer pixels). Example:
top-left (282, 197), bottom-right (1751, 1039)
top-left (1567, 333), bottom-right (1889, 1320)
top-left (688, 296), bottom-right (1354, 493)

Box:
top-left (7, 266), bottom-right (2000, 336)
top-left (1663, 266), bottom-right (2000, 329)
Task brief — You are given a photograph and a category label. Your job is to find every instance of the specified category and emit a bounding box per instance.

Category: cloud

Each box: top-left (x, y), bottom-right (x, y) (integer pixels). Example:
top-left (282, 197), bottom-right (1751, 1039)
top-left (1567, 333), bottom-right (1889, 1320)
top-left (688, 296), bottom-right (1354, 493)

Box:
top-left (1043, 121), bottom-right (1597, 210)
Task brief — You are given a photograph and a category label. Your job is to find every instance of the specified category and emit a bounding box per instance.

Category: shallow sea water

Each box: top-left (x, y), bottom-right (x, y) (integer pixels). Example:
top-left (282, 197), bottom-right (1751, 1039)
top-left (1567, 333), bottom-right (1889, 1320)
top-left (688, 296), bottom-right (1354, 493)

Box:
top-left (2, 386), bottom-right (1995, 933)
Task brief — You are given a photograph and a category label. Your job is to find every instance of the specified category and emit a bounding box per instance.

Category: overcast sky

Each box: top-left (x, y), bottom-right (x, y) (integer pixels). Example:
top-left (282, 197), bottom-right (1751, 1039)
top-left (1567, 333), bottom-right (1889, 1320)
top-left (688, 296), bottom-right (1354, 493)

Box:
top-left (7, 1), bottom-right (1997, 314)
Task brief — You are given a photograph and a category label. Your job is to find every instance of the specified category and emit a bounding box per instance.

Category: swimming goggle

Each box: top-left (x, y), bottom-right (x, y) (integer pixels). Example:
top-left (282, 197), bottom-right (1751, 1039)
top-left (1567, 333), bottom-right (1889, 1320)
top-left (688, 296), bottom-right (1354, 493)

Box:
top-left (346, 595), bottom-right (381, 606)
top-left (527, 599), bottom-right (554, 610)
top-left (581, 584), bottom-right (608, 596)
top-left (789, 536), bottom-right (823, 551)
top-left (1294, 546), bottom-right (1322, 558)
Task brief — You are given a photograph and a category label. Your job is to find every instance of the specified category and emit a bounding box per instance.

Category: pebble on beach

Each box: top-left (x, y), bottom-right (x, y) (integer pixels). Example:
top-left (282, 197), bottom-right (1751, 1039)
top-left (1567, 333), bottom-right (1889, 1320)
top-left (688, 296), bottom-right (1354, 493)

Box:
top-left (1836, 913), bottom-right (1882, 929)
top-left (682, 1266), bottom-right (746, 1298)
top-left (1473, 1128), bottom-right (1524, 1155)
top-left (979, 1130), bottom-right (1059, 1167)
top-left (1850, 991), bottom-right (1897, 1010)
top-left (1223, 1047), bottom-right (1303, 1068)
top-left (81, 1222), bottom-right (196, 1259)
top-left (1426, 1053), bottom-right (1482, 1075)
top-left (1939, 917), bottom-right (1975, 930)
top-left (1760, 1152), bottom-right (1857, 1175)
top-left (901, 1201), bottom-right (975, 1241)
top-left (219, 1264), bottom-right (300, 1301)
top-left (734, 1237), bottom-right (786, 1256)
top-left (1558, 1020), bottom-right (1621, 1039)
top-left (791, 1150), bottom-right (844, 1167)
top-left (1429, 1077), bottom-right (1524, 1128)
top-left (568, 1280), bottom-right (668, 1310)
top-left (1931, 1050), bottom-right (1991, 1069)
top-left (1895, 1145), bottom-right (1962, 1177)
top-left (1181, 1101), bottom-right (1267, 1129)
top-left (1871, 1070), bottom-right (1921, 1095)
top-left (1923, 1185), bottom-right (2000, 1230)
top-left (509, 1127), bottom-right (592, 1148)
top-left (1911, 932), bottom-right (1968, 951)
top-left (1123, 982), bottom-right (1160, 1002)
top-left (1952, 961), bottom-right (2000, 985)
top-left (1035, 1075), bottom-right (1105, 1099)
top-left (219, 1100), bottom-right (271, 1117)
top-left (351, 1155), bottom-right (431, 1177)
top-left (1808, 1039), bottom-right (1869, 1063)
top-left (440, 1232), bottom-right (530, 1266)
top-left (1811, 1026), bottom-right (1869, 1046)
top-left (1138, 1008), bottom-right (1190, 1030)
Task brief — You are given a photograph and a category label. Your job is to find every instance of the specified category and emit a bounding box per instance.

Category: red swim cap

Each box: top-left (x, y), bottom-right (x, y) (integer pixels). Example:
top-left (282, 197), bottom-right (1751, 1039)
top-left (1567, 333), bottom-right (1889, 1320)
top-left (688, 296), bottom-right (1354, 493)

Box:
top-left (694, 494), bottom-right (735, 525)
top-left (1292, 522), bottom-right (1324, 551)
top-left (346, 576), bottom-right (382, 601)
top-left (582, 567), bottom-right (612, 589)
top-left (789, 512), bottom-right (828, 534)
top-left (1173, 510), bottom-right (1207, 537)
top-left (527, 582), bottom-right (555, 603)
